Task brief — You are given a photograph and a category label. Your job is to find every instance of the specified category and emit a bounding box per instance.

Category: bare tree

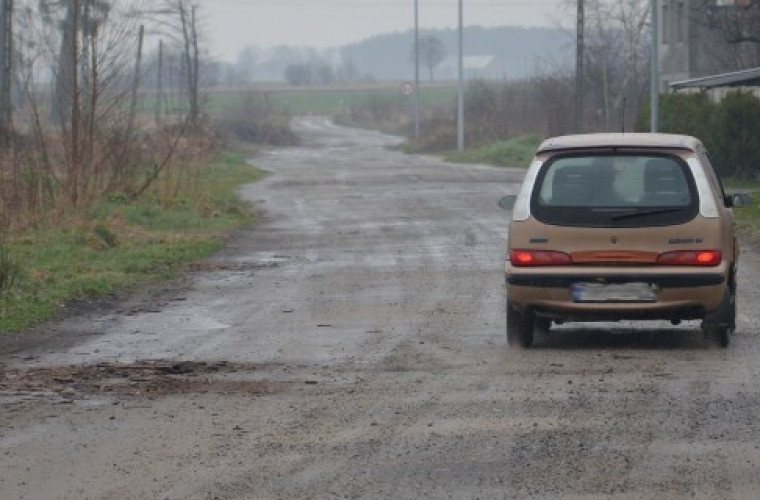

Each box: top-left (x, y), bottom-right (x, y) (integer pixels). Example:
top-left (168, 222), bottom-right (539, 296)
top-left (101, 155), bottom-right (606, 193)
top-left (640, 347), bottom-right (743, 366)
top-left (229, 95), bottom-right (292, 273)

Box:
top-left (235, 45), bottom-right (258, 83)
top-left (562, 0), bottom-right (650, 131)
top-left (7, 1), bottom-right (148, 211)
top-left (152, 0), bottom-right (203, 127)
top-left (39, 1), bottom-right (110, 125)
top-left (705, 0), bottom-right (760, 43)
top-left (412, 35), bottom-right (447, 82)
top-left (0, 0), bottom-right (12, 140)
top-left (0, 0), bottom-right (220, 227)
top-left (283, 57), bottom-right (336, 87)
top-left (696, 0), bottom-right (760, 69)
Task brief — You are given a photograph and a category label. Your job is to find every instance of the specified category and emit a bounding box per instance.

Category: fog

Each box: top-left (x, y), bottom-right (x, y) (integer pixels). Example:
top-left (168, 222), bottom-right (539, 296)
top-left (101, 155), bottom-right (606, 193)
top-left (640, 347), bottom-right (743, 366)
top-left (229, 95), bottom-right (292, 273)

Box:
top-left (200, 0), bottom-right (565, 61)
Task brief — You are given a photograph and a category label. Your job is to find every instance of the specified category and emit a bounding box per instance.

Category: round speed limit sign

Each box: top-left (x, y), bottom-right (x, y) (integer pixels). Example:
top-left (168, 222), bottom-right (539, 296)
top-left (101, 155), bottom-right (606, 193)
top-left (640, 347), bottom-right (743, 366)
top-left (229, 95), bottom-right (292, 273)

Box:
top-left (400, 81), bottom-right (415, 97)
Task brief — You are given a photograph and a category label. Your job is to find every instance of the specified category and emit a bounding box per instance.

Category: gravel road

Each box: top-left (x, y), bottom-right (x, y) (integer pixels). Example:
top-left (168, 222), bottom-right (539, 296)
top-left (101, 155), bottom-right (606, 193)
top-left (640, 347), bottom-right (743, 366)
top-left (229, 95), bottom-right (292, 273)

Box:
top-left (2, 117), bottom-right (760, 499)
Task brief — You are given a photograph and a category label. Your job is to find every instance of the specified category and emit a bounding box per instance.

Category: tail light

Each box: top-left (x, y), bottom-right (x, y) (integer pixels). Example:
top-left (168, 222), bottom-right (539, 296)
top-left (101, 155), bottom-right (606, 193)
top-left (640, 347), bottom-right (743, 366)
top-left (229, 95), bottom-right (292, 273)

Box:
top-left (656, 250), bottom-right (722, 267)
top-left (510, 250), bottom-right (573, 267)
top-left (510, 249), bottom-right (722, 267)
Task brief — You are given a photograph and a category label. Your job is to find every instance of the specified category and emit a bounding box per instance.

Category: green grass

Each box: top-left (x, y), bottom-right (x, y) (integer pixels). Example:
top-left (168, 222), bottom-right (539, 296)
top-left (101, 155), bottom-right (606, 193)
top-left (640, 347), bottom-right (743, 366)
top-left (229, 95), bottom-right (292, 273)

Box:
top-left (445, 135), bottom-right (543, 168)
top-left (0, 153), bottom-right (266, 333)
top-left (139, 85), bottom-right (459, 119)
top-left (724, 178), bottom-right (760, 242)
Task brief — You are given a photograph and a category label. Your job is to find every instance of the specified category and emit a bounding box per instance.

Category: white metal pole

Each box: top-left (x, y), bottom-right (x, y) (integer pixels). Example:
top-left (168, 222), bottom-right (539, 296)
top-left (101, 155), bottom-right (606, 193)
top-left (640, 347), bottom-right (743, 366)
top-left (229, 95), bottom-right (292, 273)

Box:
top-left (414, 0), bottom-right (420, 139)
top-left (651, 0), bottom-right (659, 132)
top-left (457, 0), bottom-right (464, 151)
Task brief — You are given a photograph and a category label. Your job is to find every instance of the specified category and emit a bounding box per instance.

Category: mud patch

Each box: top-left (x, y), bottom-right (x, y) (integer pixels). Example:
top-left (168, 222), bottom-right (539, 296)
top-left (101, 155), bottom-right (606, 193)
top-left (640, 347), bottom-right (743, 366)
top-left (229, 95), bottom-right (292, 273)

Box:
top-left (0, 361), bottom-right (287, 401)
top-left (189, 261), bottom-right (280, 272)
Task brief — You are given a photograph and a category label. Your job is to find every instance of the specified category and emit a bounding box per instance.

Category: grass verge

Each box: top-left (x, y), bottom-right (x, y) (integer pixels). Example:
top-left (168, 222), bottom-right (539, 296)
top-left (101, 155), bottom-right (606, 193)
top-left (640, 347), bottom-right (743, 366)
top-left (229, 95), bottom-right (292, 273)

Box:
top-left (725, 178), bottom-right (760, 243)
top-left (0, 153), bottom-right (265, 333)
top-left (444, 135), bottom-right (542, 168)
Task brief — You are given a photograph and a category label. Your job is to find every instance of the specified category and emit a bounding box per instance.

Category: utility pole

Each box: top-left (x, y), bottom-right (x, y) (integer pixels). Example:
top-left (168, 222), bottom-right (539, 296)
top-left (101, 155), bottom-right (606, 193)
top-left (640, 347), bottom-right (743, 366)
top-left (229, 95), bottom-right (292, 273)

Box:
top-left (192, 5), bottom-right (199, 124)
top-left (575, 0), bottom-right (585, 133)
top-left (414, 0), bottom-right (420, 140)
top-left (156, 39), bottom-right (164, 128)
top-left (650, 0), bottom-right (660, 132)
top-left (179, 1), bottom-right (198, 127)
top-left (128, 24), bottom-right (144, 136)
top-left (457, 0), bottom-right (464, 151)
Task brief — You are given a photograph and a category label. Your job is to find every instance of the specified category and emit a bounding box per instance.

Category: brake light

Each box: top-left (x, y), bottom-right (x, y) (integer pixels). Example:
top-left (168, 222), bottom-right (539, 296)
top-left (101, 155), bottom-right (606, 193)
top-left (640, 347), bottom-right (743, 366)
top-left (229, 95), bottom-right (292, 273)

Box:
top-left (510, 250), bottom-right (573, 267)
top-left (656, 250), bottom-right (722, 266)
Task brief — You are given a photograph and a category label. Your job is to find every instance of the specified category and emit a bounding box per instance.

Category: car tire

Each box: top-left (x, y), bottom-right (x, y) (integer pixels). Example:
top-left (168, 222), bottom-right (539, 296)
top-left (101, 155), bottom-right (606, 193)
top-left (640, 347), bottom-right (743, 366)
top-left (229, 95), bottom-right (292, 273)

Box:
top-left (535, 317), bottom-right (552, 332)
top-left (507, 301), bottom-right (534, 348)
top-left (701, 288), bottom-right (735, 348)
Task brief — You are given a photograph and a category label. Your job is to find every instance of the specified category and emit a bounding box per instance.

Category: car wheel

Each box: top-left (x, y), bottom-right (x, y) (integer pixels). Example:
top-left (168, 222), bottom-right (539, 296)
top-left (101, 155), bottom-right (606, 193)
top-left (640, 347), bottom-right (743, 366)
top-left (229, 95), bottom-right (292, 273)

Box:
top-left (506, 301), bottom-right (534, 348)
top-left (535, 317), bottom-right (552, 332)
top-left (728, 286), bottom-right (737, 333)
top-left (702, 288), bottom-right (735, 348)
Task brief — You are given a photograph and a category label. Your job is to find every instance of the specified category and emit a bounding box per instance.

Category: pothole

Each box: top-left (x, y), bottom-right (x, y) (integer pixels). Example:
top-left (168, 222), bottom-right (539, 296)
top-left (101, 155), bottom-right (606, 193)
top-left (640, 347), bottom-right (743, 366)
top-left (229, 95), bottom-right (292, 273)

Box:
top-left (0, 361), bottom-right (290, 400)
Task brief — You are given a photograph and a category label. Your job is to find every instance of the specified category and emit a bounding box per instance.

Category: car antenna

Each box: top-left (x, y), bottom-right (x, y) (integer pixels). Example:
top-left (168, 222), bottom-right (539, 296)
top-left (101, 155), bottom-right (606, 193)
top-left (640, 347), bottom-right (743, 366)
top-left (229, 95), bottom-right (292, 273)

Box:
top-left (621, 98), bottom-right (626, 133)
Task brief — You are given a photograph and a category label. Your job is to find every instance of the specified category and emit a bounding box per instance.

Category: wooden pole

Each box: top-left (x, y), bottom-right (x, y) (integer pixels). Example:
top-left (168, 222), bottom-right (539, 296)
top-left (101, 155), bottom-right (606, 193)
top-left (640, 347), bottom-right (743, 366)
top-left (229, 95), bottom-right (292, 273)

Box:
top-left (575, 0), bottom-right (585, 133)
top-left (128, 24), bottom-right (145, 136)
top-left (156, 39), bottom-right (163, 128)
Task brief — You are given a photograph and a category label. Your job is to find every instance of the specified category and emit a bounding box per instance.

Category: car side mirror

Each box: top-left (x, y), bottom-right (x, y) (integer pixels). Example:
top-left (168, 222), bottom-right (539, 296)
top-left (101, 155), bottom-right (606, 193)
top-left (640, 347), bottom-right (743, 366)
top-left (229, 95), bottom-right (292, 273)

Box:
top-left (498, 195), bottom-right (517, 210)
top-left (725, 192), bottom-right (753, 208)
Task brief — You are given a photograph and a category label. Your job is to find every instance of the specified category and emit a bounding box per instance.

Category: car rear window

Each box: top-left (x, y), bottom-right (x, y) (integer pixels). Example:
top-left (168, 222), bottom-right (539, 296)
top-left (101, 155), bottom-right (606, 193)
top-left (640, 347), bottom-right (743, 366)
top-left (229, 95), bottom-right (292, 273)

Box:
top-left (531, 153), bottom-right (699, 227)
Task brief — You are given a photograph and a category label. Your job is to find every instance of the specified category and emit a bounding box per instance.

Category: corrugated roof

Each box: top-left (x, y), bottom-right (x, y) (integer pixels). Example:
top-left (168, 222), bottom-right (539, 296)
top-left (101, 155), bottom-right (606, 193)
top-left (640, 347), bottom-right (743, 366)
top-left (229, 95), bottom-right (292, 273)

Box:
top-left (669, 67), bottom-right (760, 91)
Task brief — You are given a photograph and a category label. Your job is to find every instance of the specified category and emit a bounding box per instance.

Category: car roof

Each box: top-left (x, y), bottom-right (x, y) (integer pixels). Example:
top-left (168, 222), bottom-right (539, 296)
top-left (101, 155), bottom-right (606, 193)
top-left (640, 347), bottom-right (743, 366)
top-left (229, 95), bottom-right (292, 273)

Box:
top-left (538, 133), bottom-right (702, 153)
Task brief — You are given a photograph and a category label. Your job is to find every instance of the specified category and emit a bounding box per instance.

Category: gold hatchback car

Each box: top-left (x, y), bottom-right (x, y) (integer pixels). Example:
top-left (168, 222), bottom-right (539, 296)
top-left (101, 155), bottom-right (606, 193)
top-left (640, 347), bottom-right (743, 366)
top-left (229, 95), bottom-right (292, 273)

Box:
top-left (500, 133), bottom-right (752, 348)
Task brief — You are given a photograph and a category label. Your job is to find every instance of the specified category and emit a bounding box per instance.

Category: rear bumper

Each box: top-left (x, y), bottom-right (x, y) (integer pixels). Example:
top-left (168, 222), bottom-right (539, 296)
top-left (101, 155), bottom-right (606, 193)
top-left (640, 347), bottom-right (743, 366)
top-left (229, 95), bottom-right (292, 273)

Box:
top-left (507, 273), bottom-right (724, 288)
top-left (506, 266), bottom-right (729, 321)
top-left (527, 303), bottom-right (707, 322)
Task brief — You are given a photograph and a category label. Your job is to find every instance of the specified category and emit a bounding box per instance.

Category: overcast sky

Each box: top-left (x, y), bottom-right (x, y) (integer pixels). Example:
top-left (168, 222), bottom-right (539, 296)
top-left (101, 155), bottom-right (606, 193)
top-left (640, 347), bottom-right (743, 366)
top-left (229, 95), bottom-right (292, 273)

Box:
top-left (199, 0), bottom-right (567, 61)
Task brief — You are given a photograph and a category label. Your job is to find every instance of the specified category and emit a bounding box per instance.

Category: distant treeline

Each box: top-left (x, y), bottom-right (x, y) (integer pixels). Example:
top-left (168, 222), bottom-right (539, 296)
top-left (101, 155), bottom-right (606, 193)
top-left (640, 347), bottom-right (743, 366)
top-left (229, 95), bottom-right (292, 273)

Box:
top-left (230, 26), bottom-right (572, 83)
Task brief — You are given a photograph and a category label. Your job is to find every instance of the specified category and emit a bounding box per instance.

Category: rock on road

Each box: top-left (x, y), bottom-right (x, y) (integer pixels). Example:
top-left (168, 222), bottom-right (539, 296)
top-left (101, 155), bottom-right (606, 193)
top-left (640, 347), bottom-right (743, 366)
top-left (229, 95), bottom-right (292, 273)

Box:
top-left (2, 117), bottom-right (760, 499)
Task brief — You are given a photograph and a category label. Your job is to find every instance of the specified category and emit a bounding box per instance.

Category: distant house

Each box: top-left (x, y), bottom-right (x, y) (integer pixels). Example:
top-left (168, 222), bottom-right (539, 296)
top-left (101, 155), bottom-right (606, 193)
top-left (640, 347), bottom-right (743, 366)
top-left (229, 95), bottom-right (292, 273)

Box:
top-left (437, 55), bottom-right (507, 81)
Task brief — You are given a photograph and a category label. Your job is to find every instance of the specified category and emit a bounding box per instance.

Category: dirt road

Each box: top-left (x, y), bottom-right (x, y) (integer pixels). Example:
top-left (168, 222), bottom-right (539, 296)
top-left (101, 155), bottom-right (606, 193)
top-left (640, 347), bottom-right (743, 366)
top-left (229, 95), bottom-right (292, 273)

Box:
top-left (2, 118), bottom-right (760, 499)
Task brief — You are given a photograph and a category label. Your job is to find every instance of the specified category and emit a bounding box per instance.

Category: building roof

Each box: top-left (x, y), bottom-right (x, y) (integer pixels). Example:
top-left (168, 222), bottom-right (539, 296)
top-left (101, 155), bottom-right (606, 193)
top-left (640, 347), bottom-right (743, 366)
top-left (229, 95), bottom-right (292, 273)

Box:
top-left (438, 55), bottom-right (495, 71)
top-left (669, 67), bottom-right (760, 91)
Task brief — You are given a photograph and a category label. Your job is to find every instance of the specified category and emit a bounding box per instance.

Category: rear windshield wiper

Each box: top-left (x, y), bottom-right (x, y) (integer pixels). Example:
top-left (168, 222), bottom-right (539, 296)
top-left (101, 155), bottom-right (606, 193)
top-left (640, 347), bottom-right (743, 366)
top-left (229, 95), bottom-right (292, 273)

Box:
top-left (610, 208), bottom-right (684, 221)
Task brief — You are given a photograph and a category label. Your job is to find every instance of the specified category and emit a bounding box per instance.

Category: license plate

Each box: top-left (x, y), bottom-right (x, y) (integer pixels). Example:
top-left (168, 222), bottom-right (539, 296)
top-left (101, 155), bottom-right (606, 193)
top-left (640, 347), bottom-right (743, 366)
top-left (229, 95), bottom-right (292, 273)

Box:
top-left (571, 282), bottom-right (657, 303)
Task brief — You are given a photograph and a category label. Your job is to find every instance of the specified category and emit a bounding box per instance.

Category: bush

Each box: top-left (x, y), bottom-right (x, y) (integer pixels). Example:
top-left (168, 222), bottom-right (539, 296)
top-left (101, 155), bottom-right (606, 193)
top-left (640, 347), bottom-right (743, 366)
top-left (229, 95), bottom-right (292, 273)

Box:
top-left (403, 78), bottom-right (568, 154)
top-left (638, 91), bottom-right (760, 179)
top-left (216, 93), bottom-right (298, 146)
top-left (636, 93), bottom-right (716, 143)
top-left (403, 113), bottom-right (457, 153)
top-left (342, 78), bottom-right (576, 154)
top-left (465, 80), bottom-right (511, 145)
top-left (710, 91), bottom-right (760, 179)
